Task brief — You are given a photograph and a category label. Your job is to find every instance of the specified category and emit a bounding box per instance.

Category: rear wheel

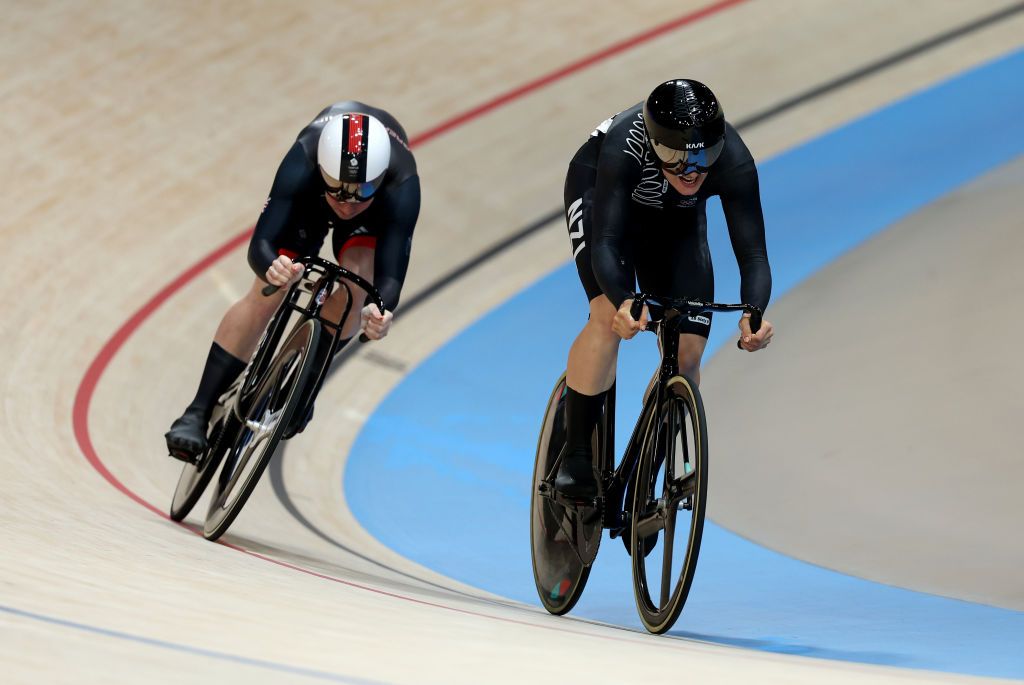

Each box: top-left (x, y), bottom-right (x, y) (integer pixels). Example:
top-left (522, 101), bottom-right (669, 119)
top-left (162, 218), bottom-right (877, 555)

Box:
top-left (530, 374), bottom-right (606, 615)
top-left (630, 375), bottom-right (708, 634)
top-left (202, 319), bottom-right (320, 541)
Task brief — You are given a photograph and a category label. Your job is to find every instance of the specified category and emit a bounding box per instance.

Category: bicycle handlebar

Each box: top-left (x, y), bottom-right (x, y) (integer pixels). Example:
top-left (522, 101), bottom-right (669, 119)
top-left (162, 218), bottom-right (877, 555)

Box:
top-left (629, 293), bottom-right (762, 347)
top-left (260, 256), bottom-right (386, 344)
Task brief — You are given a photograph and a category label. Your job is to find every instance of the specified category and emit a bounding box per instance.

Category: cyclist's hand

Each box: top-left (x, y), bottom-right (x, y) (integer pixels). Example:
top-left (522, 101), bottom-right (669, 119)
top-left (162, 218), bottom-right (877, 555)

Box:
top-left (361, 303), bottom-right (393, 340)
top-left (266, 255), bottom-right (304, 288)
top-left (738, 314), bottom-right (773, 352)
top-left (612, 298), bottom-right (648, 340)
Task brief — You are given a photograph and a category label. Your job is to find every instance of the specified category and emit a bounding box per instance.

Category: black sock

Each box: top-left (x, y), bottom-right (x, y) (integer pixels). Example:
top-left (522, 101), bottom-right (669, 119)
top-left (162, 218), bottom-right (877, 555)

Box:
top-left (185, 343), bottom-right (246, 419)
top-left (565, 385), bottom-right (608, 456)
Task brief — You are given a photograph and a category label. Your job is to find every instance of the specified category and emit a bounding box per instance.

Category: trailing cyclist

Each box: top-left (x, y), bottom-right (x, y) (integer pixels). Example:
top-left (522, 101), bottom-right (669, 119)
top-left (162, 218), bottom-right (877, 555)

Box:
top-left (165, 102), bottom-right (421, 462)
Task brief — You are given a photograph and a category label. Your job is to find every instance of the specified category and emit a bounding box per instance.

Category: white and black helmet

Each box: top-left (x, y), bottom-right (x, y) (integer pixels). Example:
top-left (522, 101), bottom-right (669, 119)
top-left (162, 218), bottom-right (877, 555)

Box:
top-left (317, 112), bottom-right (390, 202)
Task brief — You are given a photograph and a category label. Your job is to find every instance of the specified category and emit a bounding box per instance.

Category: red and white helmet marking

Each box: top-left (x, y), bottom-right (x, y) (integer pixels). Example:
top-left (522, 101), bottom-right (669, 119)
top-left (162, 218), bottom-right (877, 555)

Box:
top-left (317, 112), bottom-right (390, 188)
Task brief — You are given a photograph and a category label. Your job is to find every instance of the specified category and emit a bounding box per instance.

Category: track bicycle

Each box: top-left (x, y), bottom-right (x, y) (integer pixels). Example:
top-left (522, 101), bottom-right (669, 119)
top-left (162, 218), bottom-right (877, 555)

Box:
top-left (530, 293), bottom-right (762, 633)
top-left (168, 255), bottom-right (383, 541)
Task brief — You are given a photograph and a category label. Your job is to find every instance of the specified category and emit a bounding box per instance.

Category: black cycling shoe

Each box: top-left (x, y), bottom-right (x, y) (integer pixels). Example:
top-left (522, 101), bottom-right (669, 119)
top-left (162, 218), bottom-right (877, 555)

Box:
top-left (553, 447), bottom-right (599, 499)
top-left (164, 408), bottom-right (208, 463)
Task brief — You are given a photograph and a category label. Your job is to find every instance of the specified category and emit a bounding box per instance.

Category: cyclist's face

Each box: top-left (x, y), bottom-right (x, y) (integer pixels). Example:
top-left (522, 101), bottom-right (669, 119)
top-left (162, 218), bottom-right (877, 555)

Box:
top-left (325, 192), bottom-right (373, 219)
top-left (663, 169), bottom-right (707, 196)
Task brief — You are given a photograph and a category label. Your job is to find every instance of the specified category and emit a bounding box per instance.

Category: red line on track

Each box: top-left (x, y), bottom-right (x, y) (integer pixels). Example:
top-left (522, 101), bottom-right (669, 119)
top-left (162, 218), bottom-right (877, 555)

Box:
top-left (408, 0), bottom-right (750, 147)
top-left (73, 231), bottom-right (250, 519)
top-left (71, 0), bottom-right (749, 638)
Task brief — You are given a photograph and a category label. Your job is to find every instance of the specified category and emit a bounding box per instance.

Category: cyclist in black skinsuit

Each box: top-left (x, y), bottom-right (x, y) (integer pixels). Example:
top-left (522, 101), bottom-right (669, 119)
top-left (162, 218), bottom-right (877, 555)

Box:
top-left (165, 101), bottom-right (421, 462)
top-left (555, 79), bottom-right (775, 498)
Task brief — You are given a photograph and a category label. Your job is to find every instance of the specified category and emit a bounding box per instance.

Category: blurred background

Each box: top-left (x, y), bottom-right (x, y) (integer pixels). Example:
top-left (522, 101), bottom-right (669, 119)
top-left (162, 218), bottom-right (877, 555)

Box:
top-left (1, 1), bottom-right (1022, 682)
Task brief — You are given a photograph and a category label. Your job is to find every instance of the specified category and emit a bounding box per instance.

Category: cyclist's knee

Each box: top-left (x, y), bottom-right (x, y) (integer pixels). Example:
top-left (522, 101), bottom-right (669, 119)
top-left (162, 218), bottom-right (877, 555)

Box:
top-left (333, 247), bottom-right (374, 307)
top-left (584, 295), bottom-right (618, 339)
top-left (677, 334), bottom-right (706, 378)
top-left (240, 278), bottom-right (281, 313)
top-left (339, 246), bottom-right (375, 282)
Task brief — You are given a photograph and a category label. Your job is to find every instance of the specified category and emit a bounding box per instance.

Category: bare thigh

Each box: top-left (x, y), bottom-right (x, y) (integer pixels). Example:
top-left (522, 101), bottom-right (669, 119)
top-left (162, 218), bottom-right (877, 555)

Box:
top-left (322, 246), bottom-right (374, 338)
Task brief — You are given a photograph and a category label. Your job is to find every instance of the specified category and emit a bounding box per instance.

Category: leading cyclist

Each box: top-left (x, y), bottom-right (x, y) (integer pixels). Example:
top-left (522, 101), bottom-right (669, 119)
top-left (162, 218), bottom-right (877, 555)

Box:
top-left (555, 79), bottom-right (774, 498)
top-left (165, 101), bottom-right (420, 462)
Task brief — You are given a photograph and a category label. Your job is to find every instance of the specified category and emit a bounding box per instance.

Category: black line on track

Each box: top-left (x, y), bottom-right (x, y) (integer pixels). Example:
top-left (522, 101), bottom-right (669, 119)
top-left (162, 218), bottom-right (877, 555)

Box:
top-left (265, 212), bottom-right (561, 598)
top-left (736, 1), bottom-right (1024, 130)
top-left (268, 3), bottom-right (1024, 583)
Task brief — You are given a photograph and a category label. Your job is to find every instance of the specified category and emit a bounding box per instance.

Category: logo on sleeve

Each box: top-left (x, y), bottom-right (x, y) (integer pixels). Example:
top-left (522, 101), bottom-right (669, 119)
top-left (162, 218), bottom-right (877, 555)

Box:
top-left (623, 112), bottom-right (665, 209)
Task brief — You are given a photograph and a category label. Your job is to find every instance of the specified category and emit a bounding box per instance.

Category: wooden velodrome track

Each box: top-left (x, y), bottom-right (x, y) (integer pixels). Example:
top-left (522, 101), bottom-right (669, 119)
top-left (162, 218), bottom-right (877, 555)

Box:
top-left (2, 1), bottom-right (1022, 682)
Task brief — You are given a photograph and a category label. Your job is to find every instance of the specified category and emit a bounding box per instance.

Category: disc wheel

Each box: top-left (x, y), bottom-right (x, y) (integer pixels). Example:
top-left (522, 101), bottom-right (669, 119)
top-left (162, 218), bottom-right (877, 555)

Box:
top-left (530, 374), bottom-right (605, 615)
top-left (202, 319), bottom-right (320, 541)
top-left (630, 375), bottom-right (708, 634)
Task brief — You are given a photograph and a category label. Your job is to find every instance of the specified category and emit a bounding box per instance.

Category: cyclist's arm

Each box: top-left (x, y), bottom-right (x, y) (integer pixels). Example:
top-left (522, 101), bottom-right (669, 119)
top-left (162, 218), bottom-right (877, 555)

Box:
top-left (248, 142), bottom-right (314, 279)
top-left (591, 156), bottom-right (636, 310)
top-left (371, 175), bottom-right (421, 312)
top-left (720, 159), bottom-right (771, 312)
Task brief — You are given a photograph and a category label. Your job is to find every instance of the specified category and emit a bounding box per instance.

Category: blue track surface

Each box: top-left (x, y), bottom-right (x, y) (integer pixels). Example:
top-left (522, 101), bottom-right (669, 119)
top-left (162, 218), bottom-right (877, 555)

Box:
top-left (346, 50), bottom-right (1024, 678)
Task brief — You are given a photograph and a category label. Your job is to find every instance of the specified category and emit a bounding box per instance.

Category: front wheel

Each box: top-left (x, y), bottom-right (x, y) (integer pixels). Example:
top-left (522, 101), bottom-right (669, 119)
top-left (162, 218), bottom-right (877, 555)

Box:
top-left (202, 319), bottom-right (320, 541)
top-left (630, 374), bottom-right (708, 634)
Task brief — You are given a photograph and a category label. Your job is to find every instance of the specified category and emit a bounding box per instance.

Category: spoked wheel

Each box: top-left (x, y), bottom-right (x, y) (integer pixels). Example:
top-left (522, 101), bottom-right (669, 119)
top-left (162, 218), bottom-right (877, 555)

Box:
top-left (168, 404), bottom-right (239, 522)
top-left (202, 319), bottom-right (320, 541)
top-left (630, 374), bottom-right (708, 634)
top-left (530, 374), bottom-right (605, 615)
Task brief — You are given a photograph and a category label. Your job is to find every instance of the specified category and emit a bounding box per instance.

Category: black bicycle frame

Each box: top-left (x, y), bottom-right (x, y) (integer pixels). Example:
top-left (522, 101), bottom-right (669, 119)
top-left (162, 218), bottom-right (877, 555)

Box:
top-left (237, 255), bottom-right (385, 422)
top-left (597, 293), bottom-right (762, 537)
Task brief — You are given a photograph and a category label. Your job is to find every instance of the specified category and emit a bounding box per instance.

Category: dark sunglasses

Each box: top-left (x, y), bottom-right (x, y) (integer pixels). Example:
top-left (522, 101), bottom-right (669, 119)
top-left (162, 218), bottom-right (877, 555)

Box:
top-left (651, 138), bottom-right (724, 176)
top-left (326, 181), bottom-right (377, 203)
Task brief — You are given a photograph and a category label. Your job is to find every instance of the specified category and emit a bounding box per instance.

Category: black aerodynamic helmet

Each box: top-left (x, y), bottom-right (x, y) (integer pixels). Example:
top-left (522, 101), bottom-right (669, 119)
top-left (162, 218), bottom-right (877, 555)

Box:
top-left (643, 79), bottom-right (726, 174)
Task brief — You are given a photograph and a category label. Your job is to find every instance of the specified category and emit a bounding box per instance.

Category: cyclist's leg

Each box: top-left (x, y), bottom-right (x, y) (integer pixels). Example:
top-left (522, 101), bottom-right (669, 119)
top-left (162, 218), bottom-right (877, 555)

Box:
top-left (212, 275), bottom-right (289, 359)
top-left (567, 295), bottom-right (619, 392)
top-left (556, 152), bottom-right (620, 497)
top-left (166, 226), bottom-right (322, 459)
top-left (565, 149), bottom-right (621, 396)
top-left (165, 276), bottom-right (286, 459)
top-left (321, 233), bottom-right (377, 344)
top-left (285, 234), bottom-right (375, 436)
top-left (559, 295), bottom-right (619, 495)
top-left (676, 334), bottom-right (708, 384)
top-left (329, 236), bottom-right (376, 337)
